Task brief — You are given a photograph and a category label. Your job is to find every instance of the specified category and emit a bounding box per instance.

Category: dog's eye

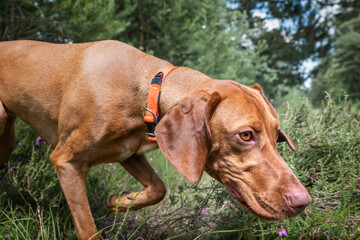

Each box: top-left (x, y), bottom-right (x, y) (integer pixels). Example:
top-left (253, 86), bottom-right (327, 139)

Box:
top-left (239, 132), bottom-right (253, 141)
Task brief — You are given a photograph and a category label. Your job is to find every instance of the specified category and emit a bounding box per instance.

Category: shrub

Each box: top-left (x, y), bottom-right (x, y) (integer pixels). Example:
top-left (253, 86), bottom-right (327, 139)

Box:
top-left (0, 95), bottom-right (359, 239)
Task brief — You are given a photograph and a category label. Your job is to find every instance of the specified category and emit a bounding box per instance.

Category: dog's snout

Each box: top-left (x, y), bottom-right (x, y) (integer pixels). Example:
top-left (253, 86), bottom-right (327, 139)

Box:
top-left (285, 192), bottom-right (312, 214)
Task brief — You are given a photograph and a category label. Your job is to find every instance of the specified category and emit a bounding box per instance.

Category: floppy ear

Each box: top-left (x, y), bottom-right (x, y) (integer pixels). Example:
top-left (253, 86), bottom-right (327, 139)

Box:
top-left (277, 128), bottom-right (296, 152)
top-left (155, 91), bottom-right (221, 184)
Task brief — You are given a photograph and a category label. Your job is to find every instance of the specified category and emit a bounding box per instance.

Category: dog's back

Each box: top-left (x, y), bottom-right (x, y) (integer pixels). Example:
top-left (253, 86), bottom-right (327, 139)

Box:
top-left (0, 40), bottom-right (169, 147)
top-left (0, 41), bottom-right (86, 116)
top-left (1, 41), bottom-right (85, 145)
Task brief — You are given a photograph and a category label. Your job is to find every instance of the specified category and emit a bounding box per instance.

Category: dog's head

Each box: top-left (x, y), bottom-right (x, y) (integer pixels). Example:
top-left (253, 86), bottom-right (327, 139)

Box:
top-left (155, 80), bottom-right (311, 220)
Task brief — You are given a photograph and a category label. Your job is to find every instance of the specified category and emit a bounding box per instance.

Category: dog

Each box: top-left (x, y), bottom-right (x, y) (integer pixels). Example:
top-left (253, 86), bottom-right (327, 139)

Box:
top-left (0, 40), bottom-right (311, 240)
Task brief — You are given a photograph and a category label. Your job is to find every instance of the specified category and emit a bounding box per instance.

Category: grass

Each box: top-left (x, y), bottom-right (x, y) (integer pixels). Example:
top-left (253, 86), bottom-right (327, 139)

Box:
top-left (0, 95), bottom-right (359, 239)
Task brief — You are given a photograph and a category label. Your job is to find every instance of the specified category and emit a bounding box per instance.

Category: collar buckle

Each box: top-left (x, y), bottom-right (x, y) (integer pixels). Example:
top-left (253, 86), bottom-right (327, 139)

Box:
top-left (143, 66), bottom-right (178, 142)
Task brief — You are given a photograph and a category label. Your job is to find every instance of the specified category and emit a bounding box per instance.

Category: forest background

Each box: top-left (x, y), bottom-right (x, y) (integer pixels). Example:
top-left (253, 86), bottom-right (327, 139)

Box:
top-left (0, 0), bottom-right (359, 239)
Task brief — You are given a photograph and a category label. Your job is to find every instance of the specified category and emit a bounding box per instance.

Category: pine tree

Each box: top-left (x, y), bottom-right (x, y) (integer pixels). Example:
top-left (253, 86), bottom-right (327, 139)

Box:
top-left (0, 0), bottom-right (133, 42)
top-left (310, 3), bottom-right (360, 102)
top-left (325, 15), bottom-right (360, 99)
top-left (116, 0), bottom-right (277, 92)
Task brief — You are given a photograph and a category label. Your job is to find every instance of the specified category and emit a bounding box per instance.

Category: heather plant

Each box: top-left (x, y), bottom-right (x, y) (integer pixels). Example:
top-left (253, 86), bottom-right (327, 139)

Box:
top-left (0, 95), bottom-right (359, 239)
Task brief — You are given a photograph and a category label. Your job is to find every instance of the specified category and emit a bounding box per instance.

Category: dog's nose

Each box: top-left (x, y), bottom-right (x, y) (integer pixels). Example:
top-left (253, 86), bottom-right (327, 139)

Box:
top-left (285, 192), bottom-right (312, 214)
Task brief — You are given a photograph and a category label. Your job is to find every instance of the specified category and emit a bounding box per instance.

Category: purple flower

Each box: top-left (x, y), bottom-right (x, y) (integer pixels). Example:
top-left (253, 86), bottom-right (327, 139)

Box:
top-left (149, 158), bottom-right (153, 161)
top-left (325, 93), bottom-right (331, 98)
top-left (8, 168), bottom-right (13, 172)
top-left (18, 142), bottom-right (22, 146)
top-left (270, 98), bottom-right (274, 103)
top-left (120, 184), bottom-right (124, 188)
top-left (109, 163), bottom-right (112, 166)
top-left (36, 137), bottom-right (42, 147)
top-left (104, 168), bottom-right (108, 171)
top-left (279, 229), bottom-right (287, 237)
top-left (112, 166), bottom-right (116, 170)
top-left (352, 119), bottom-right (358, 123)
top-left (356, 177), bottom-right (360, 182)
top-left (282, 101), bottom-right (287, 106)
top-left (36, 137), bottom-right (47, 147)
top-left (200, 208), bottom-right (212, 215)
top-left (28, 128), bottom-right (32, 131)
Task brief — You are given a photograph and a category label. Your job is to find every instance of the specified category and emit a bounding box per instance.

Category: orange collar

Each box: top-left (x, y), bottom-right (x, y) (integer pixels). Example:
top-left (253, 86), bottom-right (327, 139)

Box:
top-left (144, 65), bottom-right (178, 141)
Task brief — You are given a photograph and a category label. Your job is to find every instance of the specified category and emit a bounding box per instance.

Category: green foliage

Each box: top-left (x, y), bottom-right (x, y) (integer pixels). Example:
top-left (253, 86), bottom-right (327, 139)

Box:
top-left (0, 0), bottom-right (132, 42)
top-left (231, 0), bottom-right (335, 95)
top-left (308, 3), bottom-right (360, 103)
top-left (0, 0), bottom-right (278, 95)
top-left (116, 0), bottom-right (276, 88)
top-left (51, 0), bottom-right (132, 42)
top-left (0, 121), bottom-right (76, 239)
top-left (1, 97), bottom-right (359, 239)
top-left (310, 14), bottom-right (360, 104)
top-left (308, 57), bottom-right (331, 105)
top-left (233, 1), bottom-right (360, 101)
top-left (325, 15), bottom-right (360, 99)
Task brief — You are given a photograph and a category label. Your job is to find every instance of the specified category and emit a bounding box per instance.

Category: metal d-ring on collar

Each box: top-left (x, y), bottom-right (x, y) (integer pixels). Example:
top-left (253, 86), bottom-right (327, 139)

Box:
top-left (143, 108), bottom-right (157, 137)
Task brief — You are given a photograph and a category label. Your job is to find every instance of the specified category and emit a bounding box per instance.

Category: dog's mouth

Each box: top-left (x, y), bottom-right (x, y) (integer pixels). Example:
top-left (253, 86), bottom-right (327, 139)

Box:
top-left (225, 180), bottom-right (247, 205)
top-left (224, 180), bottom-right (284, 221)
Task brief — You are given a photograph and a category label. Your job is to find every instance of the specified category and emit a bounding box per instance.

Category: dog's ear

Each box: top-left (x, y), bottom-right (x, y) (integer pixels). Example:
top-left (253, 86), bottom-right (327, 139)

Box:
top-left (155, 91), bottom-right (221, 184)
top-left (250, 84), bottom-right (296, 152)
top-left (277, 128), bottom-right (296, 152)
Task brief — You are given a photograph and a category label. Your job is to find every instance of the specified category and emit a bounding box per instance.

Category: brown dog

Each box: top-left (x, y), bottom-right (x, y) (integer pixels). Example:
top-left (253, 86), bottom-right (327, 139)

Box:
top-left (0, 40), bottom-right (311, 239)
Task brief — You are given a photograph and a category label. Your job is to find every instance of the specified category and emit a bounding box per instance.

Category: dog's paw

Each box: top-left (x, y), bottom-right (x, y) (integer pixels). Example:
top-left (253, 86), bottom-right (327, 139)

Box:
top-left (106, 193), bottom-right (130, 212)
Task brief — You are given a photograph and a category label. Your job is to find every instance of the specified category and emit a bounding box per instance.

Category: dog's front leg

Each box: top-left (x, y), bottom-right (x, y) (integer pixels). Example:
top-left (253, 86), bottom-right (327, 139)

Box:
top-left (107, 154), bottom-right (166, 212)
top-left (50, 151), bottom-right (98, 240)
top-left (0, 101), bottom-right (16, 167)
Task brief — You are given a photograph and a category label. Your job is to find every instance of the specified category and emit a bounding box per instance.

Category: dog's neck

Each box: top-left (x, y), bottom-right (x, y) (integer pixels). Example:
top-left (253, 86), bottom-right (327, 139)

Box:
top-left (157, 66), bottom-right (212, 117)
